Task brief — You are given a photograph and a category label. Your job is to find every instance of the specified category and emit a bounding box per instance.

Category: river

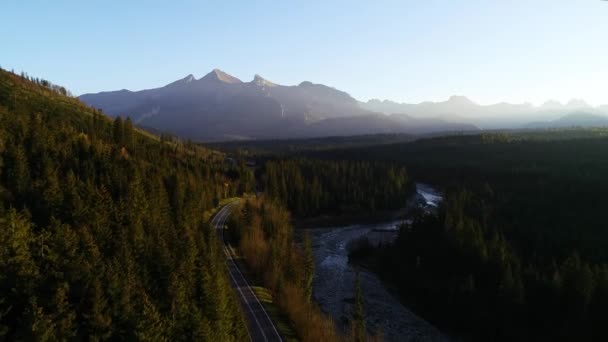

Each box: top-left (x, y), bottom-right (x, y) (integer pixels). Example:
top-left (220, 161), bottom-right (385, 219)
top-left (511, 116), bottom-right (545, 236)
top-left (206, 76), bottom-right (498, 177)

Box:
top-left (302, 183), bottom-right (448, 341)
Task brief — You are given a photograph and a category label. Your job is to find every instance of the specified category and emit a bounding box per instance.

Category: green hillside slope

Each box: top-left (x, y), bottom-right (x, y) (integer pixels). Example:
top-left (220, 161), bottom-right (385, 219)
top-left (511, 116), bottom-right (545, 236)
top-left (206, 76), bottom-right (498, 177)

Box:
top-left (0, 69), bottom-right (247, 340)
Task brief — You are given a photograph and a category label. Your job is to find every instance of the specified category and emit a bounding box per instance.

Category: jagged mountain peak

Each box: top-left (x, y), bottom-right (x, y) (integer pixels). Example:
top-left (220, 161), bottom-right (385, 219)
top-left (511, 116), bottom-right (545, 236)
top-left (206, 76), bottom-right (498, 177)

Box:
top-left (446, 95), bottom-right (476, 106)
top-left (167, 74), bottom-right (196, 86)
top-left (160, 74), bottom-right (198, 91)
top-left (252, 74), bottom-right (276, 87)
top-left (200, 69), bottom-right (242, 84)
top-left (565, 99), bottom-right (590, 108)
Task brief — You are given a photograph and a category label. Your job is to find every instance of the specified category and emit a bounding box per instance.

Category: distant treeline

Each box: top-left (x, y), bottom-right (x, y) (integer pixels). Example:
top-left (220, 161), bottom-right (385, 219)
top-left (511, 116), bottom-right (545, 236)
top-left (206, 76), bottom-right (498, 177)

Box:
top-left (1, 68), bottom-right (73, 97)
top-left (262, 159), bottom-right (411, 217)
top-left (206, 133), bottom-right (415, 156)
top-left (0, 69), bottom-right (249, 340)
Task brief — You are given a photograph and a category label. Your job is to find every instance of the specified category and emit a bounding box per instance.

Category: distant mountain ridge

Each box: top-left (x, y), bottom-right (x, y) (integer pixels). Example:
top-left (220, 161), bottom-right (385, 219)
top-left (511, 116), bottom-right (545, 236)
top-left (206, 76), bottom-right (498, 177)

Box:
top-left (80, 69), bottom-right (476, 141)
top-left (362, 97), bottom-right (608, 129)
top-left (525, 112), bottom-right (608, 129)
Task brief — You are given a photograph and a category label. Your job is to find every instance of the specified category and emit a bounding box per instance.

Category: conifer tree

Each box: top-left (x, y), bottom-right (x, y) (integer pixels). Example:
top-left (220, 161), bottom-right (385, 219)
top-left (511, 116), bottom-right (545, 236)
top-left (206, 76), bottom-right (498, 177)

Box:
top-left (112, 116), bottom-right (124, 146)
top-left (352, 272), bottom-right (366, 342)
top-left (302, 233), bottom-right (315, 303)
top-left (123, 117), bottom-right (134, 151)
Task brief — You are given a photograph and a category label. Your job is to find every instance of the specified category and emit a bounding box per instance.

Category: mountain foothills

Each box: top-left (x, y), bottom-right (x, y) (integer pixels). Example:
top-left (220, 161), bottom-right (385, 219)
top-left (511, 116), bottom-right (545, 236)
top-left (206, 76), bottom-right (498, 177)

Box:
top-left (79, 70), bottom-right (477, 141)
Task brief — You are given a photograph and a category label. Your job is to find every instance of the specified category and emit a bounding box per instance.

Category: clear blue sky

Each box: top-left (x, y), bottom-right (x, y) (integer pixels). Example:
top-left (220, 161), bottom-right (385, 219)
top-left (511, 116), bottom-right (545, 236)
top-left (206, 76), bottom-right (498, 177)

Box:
top-left (2, 0), bottom-right (607, 105)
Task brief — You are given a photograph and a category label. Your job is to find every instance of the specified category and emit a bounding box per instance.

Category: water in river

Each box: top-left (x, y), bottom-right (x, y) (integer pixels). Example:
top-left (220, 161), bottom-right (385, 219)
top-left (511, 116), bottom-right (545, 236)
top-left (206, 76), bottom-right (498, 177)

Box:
top-left (305, 183), bottom-right (448, 341)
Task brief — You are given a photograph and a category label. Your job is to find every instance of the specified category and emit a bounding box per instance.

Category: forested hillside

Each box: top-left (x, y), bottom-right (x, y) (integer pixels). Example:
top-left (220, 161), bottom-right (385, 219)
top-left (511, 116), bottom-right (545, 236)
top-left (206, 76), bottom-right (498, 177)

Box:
top-left (0, 69), bottom-right (248, 340)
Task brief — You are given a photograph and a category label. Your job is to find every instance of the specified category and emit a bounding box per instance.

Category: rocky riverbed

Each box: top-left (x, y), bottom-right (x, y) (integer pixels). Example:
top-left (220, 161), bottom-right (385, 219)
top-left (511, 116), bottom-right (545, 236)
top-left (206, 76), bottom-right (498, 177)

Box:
top-left (302, 184), bottom-right (448, 341)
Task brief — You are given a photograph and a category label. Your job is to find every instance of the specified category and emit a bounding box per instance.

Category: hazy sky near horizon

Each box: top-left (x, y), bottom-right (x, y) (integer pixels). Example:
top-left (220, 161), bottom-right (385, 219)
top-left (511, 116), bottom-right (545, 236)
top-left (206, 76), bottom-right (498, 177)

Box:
top-left (2, 0), bottom-right (607, 105)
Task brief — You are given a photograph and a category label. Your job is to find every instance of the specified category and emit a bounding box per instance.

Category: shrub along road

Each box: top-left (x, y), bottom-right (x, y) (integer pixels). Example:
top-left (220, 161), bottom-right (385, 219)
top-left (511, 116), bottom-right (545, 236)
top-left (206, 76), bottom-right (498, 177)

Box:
top-left (211, 203), bottom-right (283, 342)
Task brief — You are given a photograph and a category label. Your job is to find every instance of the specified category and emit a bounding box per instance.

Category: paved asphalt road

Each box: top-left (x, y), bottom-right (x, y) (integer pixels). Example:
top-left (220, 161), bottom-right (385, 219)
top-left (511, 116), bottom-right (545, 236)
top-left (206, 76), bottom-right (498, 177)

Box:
top-left (211, 203), bottom-right (283, 342)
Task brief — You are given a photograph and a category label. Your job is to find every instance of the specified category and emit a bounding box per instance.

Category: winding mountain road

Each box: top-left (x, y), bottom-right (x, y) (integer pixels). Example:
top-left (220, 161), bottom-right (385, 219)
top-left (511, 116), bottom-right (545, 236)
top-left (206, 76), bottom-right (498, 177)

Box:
top-left (211, 203), bottom-right (283, 342)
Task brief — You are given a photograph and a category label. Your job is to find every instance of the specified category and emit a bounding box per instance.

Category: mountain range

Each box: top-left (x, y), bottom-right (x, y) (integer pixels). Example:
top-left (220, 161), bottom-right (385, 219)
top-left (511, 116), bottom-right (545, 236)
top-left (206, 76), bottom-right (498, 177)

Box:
top-left (79, 69), bottom-right (476, 141)
top-left (525, 112), bottom-right (608, 129)
top-left (79, 69), bottom-right (608, 141)
top-left (362, 97), bottom-right (608, 129)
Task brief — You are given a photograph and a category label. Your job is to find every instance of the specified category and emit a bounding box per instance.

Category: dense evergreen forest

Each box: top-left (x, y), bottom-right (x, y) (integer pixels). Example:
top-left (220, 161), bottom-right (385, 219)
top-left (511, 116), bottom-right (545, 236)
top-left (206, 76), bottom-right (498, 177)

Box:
top-left (351, 192), bottom-right (608, 341)
top-left (0, 69), bottom-right (249, 340)
top-left (323, 134), bottom-right (608, 340)
top-left (263, 159), bottom-right (410, 217)
top-left (313, 134), bottom-right (608, 263)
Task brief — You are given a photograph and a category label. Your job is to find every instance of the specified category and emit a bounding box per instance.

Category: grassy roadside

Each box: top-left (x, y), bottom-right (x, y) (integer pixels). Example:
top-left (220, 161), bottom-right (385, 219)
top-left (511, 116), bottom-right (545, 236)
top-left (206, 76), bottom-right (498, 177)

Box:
top-left (250, 286), bottom-right (299, 342)
top-left (224, 243), bottom-right (300, 342)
